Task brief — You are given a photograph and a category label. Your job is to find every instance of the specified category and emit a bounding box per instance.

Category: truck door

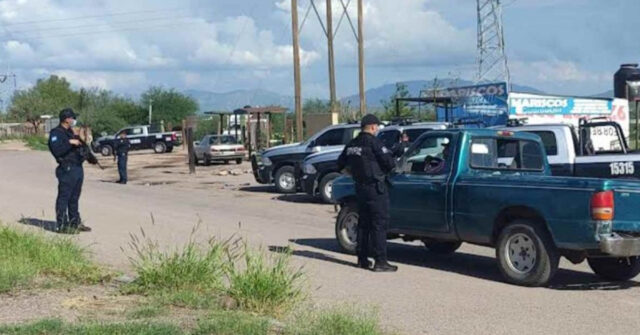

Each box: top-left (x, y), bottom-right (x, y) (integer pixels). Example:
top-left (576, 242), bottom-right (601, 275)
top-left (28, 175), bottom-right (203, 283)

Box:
top-left (389, 133), bottom-right (455, 233)
top-left (124, 127), bottom-right (145, 150)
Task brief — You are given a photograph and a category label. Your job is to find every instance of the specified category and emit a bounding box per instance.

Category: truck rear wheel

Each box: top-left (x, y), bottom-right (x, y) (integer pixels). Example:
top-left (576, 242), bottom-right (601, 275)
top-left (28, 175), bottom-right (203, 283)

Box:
top-left (587, 256), bottom-right (640, 281)
top-left (496, 221), bottom-right (559, 287)
top-left (335, 203), bottom-right (358, 254)
top-left (274, 166), bottom-right (296, 193)
top-left (100, 145), bottom-right (113, 157)
top-left (154, 142), bottom-right (167, 153)
top-left (319, 172), bottom-right (340, 204)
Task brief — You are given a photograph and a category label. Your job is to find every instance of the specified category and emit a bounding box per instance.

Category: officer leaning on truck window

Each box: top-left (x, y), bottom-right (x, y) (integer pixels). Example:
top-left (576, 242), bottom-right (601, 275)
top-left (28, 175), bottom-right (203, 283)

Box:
top-left (337, 114), bottom-right (398, 272)
top-left (114, 132), bottom-right (130, 184)
top-left (47, 108), bottom-right (94, 233)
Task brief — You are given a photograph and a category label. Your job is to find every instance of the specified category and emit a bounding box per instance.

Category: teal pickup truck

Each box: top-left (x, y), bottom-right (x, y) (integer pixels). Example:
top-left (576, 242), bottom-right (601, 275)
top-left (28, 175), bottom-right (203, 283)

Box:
top-left (332, 129), bottom-right (640, 286)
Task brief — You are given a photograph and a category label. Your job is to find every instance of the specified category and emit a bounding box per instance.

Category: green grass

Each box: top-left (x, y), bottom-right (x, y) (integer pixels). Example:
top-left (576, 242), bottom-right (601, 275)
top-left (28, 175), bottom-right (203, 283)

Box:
top-left (193, 311), bottom-right (271, 335)
top-left (287, 307), bottom-right (387, 335)
top-left (0, 226), bottom-right (106, 293)
top-left (122, 229), bottom-right (230, 309)
top-left (126, 304), bottom-right (165, 320)
top-left (0, 319), bottom-right (183, 335)
top-left (226, 243), bottom-right (305, 317)
top-left (22, 135), bottom-right (48, 151)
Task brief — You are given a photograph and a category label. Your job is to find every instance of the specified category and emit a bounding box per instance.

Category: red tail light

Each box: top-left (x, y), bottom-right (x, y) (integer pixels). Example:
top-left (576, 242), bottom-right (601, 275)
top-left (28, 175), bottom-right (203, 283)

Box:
top-left (236, 147), bottom-right (245, 152)
top-left (171, 132), bottom-right (177, 141)
top-left (591, 190), bottom-right (614, 221)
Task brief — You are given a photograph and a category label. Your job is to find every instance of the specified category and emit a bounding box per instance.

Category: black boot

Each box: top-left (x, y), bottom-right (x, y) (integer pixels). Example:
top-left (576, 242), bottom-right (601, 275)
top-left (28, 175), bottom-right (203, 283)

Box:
top-left (356, 258), bottom-right (372, 269)
top-left (372, 260), bottom-right (398, 272)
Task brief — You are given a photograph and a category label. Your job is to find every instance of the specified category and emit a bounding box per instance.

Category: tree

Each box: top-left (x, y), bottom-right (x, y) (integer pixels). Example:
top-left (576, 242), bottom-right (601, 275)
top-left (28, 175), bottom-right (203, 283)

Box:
top-left (380, 82), bottom-right (415, 120)
top-left (303, 98), bottom-right (330, 114)
top-left (140, 87), bottom-right (198, 126)
top-left (9, 75), bottom-right (78, 132)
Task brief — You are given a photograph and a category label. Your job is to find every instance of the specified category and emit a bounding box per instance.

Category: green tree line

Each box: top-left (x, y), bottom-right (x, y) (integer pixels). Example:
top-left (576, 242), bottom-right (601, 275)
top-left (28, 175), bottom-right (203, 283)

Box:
top-left (7, 75), bottom-right (199, 136)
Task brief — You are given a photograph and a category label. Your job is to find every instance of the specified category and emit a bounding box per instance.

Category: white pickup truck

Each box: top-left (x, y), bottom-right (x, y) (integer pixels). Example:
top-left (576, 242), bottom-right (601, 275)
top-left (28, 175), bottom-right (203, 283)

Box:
top-left (502, 119), bottom-right (640, 178)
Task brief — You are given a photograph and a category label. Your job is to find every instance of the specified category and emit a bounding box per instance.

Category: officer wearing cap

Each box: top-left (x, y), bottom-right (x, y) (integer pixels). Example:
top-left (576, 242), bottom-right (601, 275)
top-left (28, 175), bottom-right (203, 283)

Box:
top-left (48, 108), bottom-right (92, 233)
top-left (113, 132), bottom-right (130, 184)
top-left (337, 114), bottom-right (398, 272)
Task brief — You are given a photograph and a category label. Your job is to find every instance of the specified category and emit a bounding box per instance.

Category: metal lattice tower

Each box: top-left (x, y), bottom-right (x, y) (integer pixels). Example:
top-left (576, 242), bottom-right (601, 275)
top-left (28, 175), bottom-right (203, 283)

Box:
top-left (476, 0), bottom-right (510, 86)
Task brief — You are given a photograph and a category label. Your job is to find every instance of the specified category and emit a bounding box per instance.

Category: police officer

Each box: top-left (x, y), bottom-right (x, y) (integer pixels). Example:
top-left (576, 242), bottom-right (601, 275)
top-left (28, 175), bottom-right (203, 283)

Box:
top-left (391, 131), bottom-right (410, 157)
top-left (48, 108), bottom-right (93, 233)
top-left (114, 132), bottom-right (130, 184)
top-left (337, 114), bottom-right (398, 272)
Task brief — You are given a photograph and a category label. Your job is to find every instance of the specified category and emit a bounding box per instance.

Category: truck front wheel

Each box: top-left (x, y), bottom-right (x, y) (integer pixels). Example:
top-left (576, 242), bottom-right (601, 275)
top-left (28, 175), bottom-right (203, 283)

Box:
top-left (274, 166), bottom-right (296, 193)
top-left (154, 142), bottom-right (167, 153)
top-left (587, 256), bottom-right (640, 281)
top-left (100, 145), bottom-right (113, 157)
top-left (335, 203), bottom-right (358, 254)
top-left (496, 221), bottom-right (559, 287)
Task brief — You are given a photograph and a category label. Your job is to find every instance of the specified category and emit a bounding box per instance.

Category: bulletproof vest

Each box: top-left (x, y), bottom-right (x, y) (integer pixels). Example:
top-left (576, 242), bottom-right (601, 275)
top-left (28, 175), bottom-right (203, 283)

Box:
top-left (345, 134), bottom-right (385, 185)
top-left (49, 127), bottom-right (85, 166)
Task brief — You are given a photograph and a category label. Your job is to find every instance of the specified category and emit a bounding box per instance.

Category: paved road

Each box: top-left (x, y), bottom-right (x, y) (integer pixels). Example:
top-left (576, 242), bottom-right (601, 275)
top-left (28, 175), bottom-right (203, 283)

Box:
top-left (1, 149), bottom-right (639, 335)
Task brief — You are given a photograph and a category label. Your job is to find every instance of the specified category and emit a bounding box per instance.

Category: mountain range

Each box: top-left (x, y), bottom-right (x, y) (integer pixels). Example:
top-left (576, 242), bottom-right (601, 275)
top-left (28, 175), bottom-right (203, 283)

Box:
top-left (184, 80), bottom-right (608, 113)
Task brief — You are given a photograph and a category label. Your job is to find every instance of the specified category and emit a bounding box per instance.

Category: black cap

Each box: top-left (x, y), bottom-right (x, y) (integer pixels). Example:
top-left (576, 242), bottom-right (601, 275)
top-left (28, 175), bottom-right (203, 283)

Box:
top-left (361, 114), bottom-right (381, 127)
top-left (59, 108), bottom-right (76, 122)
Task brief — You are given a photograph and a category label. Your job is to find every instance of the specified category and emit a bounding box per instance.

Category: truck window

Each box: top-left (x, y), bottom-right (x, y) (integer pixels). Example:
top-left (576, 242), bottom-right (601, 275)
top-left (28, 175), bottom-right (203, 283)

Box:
top-left (405, 129), bottom-right (429, 142)
top-left (529, 131), bottom-right (558, 156)
top-left (126, 127), bottom-right (143, 136)
top-left (315, 128), bottom-right (344, 146)
top-left (378, 130), bottom-right (400, 148)
top-left (470, 138), bottom-right (543, 171)
top-left (401, 135), bottom-right (452, 175)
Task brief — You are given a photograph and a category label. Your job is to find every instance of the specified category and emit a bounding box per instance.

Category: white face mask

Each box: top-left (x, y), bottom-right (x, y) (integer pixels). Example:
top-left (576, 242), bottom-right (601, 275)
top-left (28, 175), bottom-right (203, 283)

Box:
top-left (71, 119), bottom-right (77, 127)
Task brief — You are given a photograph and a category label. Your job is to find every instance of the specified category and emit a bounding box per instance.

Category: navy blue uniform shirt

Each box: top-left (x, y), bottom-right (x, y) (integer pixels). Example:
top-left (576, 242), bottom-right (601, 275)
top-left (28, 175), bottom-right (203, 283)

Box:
top-left (48, 125), bottom-right (84, 166)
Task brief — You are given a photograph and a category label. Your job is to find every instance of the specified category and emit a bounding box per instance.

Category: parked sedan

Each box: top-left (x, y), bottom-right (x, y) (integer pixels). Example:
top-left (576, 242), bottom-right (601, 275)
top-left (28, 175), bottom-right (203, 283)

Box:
top-left (193, 135), bottom-right (245, 165)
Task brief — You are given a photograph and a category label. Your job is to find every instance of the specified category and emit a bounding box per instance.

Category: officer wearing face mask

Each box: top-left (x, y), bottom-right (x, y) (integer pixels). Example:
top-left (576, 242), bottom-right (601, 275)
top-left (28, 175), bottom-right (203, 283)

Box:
top-left (337, 114), bottom-right (397, 272)
top-left (48, 108), bottom-right (93, 233)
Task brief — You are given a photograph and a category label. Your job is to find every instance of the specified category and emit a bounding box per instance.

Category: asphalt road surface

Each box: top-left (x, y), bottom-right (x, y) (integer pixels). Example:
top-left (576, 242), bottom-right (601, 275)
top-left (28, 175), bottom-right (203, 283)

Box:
top-left (1, 147), bottom-right (639, 335)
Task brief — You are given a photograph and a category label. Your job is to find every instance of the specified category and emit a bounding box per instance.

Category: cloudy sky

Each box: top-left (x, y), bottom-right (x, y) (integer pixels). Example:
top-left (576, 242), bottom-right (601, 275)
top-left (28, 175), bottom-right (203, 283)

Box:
top-left (0, 0), bottom-right (637, 102)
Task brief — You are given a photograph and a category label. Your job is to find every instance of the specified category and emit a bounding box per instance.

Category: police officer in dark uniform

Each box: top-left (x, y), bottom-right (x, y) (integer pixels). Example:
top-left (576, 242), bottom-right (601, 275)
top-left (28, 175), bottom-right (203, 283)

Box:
top-left (337, 114), bottom-right (398, 272)
top-left (114, 132), bottom-right (130, 184)
top-left (48, 108), bottom-right (93, 233)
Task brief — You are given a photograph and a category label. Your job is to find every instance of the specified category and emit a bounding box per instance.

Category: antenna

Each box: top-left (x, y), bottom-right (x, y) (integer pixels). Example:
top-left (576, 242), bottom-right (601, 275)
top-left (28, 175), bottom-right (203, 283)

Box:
top-left (476, 0), bottom-right (510, 87)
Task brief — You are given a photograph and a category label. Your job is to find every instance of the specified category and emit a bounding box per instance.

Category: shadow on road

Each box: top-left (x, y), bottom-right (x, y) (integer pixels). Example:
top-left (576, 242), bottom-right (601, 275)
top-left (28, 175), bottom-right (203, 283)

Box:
top-left (273, 194), bottom-right (325, 204)
top-left (238, 185), bottom-right (277, 194)
top-left (285, 238), bottom-right (640, 291)
top-left (18, 217), bottom-right (58, 232)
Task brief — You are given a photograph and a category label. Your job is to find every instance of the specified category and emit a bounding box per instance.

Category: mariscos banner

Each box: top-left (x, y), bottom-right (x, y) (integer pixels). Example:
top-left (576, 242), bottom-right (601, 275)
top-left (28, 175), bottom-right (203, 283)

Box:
top-left (434, 82), bottom-right (509, 126)
top-left (508, 92), bottom-right (630, 149)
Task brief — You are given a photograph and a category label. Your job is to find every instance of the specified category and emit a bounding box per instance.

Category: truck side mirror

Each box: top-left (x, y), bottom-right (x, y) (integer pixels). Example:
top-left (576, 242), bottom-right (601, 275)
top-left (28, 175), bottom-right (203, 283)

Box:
top-left (194, 141), bottom-right (200, 147)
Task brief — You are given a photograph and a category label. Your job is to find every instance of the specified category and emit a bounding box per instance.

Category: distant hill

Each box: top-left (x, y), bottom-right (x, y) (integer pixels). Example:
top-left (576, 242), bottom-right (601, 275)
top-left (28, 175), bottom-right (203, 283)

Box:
top-left (184, 80), bottom-right (547, 113)
top-left (184, 89), bottom-right (294, 113)
top-left (341, 79), bottom-right (545, 107)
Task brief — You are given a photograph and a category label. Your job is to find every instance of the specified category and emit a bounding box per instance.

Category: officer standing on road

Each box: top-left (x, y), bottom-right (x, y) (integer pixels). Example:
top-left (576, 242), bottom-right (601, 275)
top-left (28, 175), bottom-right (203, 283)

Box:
top-left (48, 108), bottom-right (93, 233)
top-left (114, 132), bottom-right (130, 184)
top-left (337, 114), bottom-right (397, 272)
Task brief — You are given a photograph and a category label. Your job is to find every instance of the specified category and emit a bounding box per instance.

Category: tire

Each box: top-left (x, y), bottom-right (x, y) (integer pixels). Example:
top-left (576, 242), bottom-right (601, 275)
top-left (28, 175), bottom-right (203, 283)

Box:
top-left (423, 241), bottom-right (462, 254)
top-left (100, 145), bottom-right (113, 157)
top-left (192, 153), bottom-right (200, 166)
top-left (154, 142), bottom-right (167, 154)
top-left (274, 166), bottom-right (296, 193)
top-left (587, 256), bottom-right (640, 281)
top-left (335, 203), bottom-right (358, 254)
top-left (319, 172), bottom-right (341, 204)
top-left (236, 158), bottom-right (243, 164)
top-left (495, 221), bottom-right (559, 287)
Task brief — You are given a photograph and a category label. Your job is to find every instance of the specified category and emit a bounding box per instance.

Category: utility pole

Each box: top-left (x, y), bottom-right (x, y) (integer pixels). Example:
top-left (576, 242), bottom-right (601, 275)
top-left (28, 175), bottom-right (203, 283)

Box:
top-left (357, 0), bottom-right (366, 117)
top-left (292, 0), bottom-right (304, 142)
top-left (326, 0), bottom-right (338, 124)
top-left (148, 99), bottom-right (153, 126)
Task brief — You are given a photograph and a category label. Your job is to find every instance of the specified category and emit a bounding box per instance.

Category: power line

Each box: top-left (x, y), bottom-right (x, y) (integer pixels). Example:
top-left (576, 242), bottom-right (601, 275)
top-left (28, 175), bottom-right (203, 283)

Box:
top-left (3, 7), bottom-right (189, 26)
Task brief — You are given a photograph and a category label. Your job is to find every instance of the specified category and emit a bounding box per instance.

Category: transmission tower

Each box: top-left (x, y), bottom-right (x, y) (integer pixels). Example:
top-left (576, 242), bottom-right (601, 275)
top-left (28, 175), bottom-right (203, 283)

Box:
top-left (476, 0), bottom-right (510, 87)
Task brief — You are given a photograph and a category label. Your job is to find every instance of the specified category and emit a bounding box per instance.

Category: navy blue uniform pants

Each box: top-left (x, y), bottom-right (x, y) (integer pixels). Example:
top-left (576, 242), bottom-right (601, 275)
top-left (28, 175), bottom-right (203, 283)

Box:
top-left (355, 184), bottom-right (390, 263)
top-left (55, 165), bottom-right (84, 228)
top-left (117, 154), bottom-right (128, 183)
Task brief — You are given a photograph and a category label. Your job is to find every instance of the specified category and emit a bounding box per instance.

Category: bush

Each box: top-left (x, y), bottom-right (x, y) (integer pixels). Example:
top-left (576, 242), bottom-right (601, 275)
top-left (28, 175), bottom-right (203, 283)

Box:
top-left (0, 225), bottom-right (106, 293)
top-left (226, 243), bottom-right (305, 316)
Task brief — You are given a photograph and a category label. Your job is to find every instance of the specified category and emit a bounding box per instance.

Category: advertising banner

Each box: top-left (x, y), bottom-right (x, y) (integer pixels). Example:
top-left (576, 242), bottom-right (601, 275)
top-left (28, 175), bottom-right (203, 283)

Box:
top-left (433, 82), bottom-right (509, 126)
top-left (509, 92), bottom-right (630, 151)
